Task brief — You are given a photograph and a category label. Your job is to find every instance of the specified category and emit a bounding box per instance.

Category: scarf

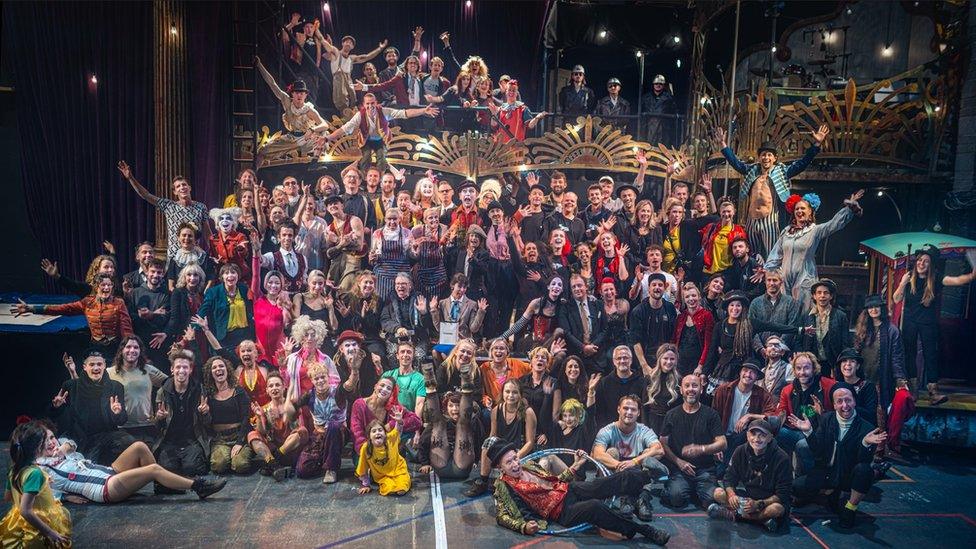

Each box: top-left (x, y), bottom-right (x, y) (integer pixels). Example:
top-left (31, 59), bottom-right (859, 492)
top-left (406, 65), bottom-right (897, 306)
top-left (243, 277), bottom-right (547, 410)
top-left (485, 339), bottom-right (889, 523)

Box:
top-left (789, 376), bottom-right (823, 420)
top-left (486, 224), bottom-right (510, 260)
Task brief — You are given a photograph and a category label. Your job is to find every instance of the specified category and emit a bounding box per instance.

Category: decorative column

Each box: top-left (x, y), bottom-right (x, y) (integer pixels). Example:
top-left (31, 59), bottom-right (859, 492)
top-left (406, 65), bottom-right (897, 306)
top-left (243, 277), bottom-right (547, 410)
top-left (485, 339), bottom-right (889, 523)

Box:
top-left (153, 0), bottom-right (190, 255)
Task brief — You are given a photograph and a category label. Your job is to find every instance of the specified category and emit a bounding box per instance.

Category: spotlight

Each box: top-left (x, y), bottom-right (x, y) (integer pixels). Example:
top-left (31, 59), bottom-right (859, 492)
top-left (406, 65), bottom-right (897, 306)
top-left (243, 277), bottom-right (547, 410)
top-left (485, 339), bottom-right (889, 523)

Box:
top-left (635, 50), bottom-right (643, 58)
top-left (599, 30), bottom-right (607, 39)
top-left (675, 59), bottom-right (682, 68)
top-left (882, 44), bottom-right (892, 57)
top-left (169, 24), bottom-right (177, 36)
top-left (771, 45), bottom-right (778, 53)
top-left (90, 75), bottom-right (98, 85)
top-left (672, 35), bottom-right (681, 44)
top-left (465, 0), bottom-right (472, 7)
top-left (846, 6), bottom-right (853, 15)
top-left (323, 1), bottom-right (330, 11)
top-left (877, 190), bottom-right (884, 197)
top-left (934, 105), bottom-right (941, 112)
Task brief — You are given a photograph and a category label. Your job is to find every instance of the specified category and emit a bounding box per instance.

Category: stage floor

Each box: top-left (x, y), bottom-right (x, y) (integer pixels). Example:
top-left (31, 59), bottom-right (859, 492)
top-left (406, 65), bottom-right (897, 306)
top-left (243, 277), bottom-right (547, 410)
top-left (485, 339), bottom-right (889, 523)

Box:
top-left (1, 445), bottom-right (974, 548)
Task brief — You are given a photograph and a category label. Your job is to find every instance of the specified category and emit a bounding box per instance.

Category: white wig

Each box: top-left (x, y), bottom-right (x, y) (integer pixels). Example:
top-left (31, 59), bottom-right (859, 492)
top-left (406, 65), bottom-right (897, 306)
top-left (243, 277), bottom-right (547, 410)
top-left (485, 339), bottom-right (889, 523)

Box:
top-left (291, 315), bottom-right (328, 348)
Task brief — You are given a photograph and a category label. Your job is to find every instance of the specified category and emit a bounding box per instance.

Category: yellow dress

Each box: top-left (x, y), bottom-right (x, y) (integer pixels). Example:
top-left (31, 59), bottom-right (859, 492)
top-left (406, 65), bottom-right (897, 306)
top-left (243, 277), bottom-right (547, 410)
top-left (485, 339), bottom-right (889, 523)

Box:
top-left (355, 428), bottom-right (412, 496)
top-left (0, 467), bottom-right (72, 548)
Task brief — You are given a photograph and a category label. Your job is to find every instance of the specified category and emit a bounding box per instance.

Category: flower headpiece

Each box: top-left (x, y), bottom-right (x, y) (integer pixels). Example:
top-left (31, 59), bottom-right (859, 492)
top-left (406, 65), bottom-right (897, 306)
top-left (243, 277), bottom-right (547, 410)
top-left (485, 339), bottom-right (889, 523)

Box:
top-left (801, 193), bottom-right (821, 212)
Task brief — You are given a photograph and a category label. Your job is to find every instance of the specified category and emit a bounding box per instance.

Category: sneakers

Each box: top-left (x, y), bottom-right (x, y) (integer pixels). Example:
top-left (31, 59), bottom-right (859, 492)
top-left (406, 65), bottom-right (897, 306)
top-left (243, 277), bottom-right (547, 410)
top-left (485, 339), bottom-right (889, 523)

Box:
top-left (191, 476), bottom-right (227, 500)
top-left (463, 477), bottom-right (491, 497)
top-left (707, 503), bottom-right (736, 522)
top-left (322, 470), bottom-right (337, 484)
top-left (838, 506), bottom-right (856, 529)
top-left (272, 466), bottom-right (292, 482)
top-left (637, 524), bottom-right (671, 546)
top-left (764, 518), bottom-right (780, 533)
top-left (636, 491), bottom-right (655, 521)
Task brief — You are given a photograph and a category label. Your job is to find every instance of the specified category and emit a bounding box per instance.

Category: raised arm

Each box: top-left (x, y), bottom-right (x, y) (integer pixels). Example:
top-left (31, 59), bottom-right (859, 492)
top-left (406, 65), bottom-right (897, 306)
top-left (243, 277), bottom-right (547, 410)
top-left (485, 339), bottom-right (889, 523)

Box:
top-left (351, 39), bottom-right (387, 64)
top-left (785, 124), bottom-right (828, 178)
top-left (255, 56), bottom-right (289, 104)
top-left (117, 161), bottom-right (159, 206)
top-left (715, 127), bottom-right (750, 175)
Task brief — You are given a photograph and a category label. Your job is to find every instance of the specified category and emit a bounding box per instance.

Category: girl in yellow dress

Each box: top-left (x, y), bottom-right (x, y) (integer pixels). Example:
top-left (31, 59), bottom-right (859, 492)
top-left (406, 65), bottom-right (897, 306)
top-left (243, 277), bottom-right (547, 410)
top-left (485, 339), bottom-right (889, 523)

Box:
top-left (355, 413), bottom-right (411, 496)
top-left (0, 421), bottom-right (71, 548)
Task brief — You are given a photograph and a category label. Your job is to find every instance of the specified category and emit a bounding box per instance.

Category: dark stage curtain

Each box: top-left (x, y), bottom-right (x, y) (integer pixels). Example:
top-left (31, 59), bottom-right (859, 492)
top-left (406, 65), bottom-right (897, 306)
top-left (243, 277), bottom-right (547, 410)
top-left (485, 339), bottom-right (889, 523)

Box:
top-left (7, 1), bottom-right (156, 282)
top-left (312, 0), bottom-right (550, 107)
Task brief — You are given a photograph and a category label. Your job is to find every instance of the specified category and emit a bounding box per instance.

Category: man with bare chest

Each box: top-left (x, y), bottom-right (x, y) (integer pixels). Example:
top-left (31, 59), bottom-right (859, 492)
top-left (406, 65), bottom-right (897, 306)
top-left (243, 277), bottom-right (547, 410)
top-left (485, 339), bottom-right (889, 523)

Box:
top-left (716, 125), bottom-right (829, 260)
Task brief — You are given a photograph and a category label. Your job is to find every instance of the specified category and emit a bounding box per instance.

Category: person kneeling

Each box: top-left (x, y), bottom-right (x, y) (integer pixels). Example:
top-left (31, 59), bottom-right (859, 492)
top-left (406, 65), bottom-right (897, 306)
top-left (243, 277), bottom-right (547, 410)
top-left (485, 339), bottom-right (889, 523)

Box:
top-left (489, 441), bottom-right (670, 545)
top-left (36, 427), bottom-right (225, 503)
top-left (788, 383), bottom-right (887, 529)
top-left (708, 419), bottom-right (790, 532)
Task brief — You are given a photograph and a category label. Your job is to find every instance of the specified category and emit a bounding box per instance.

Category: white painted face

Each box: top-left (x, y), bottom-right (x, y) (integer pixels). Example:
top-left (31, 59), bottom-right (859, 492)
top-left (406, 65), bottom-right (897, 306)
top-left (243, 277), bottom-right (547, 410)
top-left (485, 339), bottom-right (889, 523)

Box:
top-left (218, 213), bottom-right (236, 233)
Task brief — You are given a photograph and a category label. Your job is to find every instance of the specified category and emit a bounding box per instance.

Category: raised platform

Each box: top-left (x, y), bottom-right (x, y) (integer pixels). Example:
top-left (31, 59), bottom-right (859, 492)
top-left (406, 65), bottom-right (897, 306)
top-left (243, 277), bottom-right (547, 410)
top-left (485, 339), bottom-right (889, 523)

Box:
top-left (1, 445), bottom-right (973, 548)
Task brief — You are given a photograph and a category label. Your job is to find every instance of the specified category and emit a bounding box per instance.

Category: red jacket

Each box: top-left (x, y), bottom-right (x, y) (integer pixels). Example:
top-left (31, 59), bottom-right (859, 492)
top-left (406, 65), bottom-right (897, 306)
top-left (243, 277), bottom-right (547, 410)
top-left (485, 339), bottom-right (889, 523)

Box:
top-left (700, 222), bottom-right (747, 270)
top-left (368, 72), bottom-right (423, 106)
top-left (44, 296), bottom-right (133, 342)
top-left (671, 307), bottom-right (715, 368)
top-left (712, 381), bottom-right (778, 430)
top-left (776, 376), bottom-right (836, 418)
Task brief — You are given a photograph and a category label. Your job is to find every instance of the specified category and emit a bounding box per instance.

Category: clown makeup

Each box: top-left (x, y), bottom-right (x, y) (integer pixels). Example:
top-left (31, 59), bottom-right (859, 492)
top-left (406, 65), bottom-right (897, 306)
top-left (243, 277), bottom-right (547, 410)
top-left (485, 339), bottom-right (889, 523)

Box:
top-left (218, 213), bottom-right (236, 233)
top-left (342, 338), bottom-right (360, 358)
top-left (374, 378), bottom-right (394, 401)
top-left (548, 277), bottom-right (564, 299)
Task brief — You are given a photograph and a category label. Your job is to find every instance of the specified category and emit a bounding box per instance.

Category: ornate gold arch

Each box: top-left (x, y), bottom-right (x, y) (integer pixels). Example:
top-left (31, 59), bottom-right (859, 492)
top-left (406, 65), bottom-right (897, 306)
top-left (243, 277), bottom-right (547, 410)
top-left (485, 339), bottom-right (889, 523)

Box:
top-left (257, 115), bottom-right (696, 183)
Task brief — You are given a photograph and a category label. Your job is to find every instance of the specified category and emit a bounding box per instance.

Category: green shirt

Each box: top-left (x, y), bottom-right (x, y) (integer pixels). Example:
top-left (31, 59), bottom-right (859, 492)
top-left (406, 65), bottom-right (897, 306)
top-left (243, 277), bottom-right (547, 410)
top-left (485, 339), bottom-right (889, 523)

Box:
top-left (382, 368), bottom-right (426, 410)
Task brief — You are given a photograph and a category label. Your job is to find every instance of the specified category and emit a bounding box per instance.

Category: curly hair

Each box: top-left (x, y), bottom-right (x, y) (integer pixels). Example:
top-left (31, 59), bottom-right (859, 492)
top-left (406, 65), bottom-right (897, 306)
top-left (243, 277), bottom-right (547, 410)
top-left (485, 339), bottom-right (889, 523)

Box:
top-left (202, 354), bottom-right (237, 396)
top-left (176, 263), bottom-right (206, 289)
top-left (291, 315), bottom-right (329, 349)
top-left (791, 351), bottom-right (821, 376)
top-left (84, 254), bottom-right (118, 289)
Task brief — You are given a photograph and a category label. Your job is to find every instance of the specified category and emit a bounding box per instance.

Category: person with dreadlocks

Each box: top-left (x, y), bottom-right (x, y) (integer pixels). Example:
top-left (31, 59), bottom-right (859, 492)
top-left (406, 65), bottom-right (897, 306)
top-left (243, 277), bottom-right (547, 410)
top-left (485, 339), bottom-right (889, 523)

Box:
top-left (764, 189), bottom-right (864, 311)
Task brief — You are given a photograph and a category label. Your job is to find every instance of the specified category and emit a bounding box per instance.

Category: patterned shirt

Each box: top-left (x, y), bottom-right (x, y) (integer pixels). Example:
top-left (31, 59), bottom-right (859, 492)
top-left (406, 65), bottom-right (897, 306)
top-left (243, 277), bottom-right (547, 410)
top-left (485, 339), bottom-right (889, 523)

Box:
top-left (158, 198), bottom-right (207, 258)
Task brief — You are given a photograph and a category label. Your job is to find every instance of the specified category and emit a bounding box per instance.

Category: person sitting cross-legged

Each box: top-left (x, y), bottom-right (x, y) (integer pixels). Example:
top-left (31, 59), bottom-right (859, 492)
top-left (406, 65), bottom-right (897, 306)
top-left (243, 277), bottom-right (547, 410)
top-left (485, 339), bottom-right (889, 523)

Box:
top-left (489, 441), bottom-right (671, 545)
top-left (707, 418), bottom-right (791, 533)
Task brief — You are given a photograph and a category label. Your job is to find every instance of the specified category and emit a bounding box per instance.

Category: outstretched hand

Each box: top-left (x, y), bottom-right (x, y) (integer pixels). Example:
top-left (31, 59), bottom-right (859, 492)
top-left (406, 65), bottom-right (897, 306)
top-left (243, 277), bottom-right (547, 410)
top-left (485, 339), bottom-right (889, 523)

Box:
top-left (117, 160), bottom-right (132, 180)
top-left (813, 123), bottom-right (830, 145)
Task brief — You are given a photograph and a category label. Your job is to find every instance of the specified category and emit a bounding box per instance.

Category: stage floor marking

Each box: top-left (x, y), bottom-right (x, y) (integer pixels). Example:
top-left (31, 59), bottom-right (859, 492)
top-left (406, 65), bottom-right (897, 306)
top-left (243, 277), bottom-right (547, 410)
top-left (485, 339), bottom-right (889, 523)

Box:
top-left (431, 471), bottom-right (448, 549)
top-left (878, 466), bottom-right (914, 483)
top-left (791, 515), bottom-right (831, 549)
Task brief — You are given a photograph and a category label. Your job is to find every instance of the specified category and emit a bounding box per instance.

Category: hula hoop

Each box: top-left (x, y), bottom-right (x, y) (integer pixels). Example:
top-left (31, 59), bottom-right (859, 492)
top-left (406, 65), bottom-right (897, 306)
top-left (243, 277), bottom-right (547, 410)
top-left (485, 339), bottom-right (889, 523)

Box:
top-left (518, 448), bottom-right (615, 536)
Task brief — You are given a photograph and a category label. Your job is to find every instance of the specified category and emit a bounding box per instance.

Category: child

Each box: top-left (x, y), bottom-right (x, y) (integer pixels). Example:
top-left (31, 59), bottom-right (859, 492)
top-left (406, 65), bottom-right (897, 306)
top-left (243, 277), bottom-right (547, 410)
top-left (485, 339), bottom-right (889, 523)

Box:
top-left (291, 360), bottom-right (357, 484)
top-left (0, 421), bottom-right (72, 547)
top-left (355, 412), bottom-right (411, 496)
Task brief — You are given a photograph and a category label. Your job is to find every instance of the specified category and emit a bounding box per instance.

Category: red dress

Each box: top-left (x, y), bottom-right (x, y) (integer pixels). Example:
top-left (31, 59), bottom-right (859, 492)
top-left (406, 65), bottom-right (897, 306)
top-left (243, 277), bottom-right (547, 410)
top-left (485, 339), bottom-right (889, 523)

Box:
top-left (250, 255), bottom-right (285, 366)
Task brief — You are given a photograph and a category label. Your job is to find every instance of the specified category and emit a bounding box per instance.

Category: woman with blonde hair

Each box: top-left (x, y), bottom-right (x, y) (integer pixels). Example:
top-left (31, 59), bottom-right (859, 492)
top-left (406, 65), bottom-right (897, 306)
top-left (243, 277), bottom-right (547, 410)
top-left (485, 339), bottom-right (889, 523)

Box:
top-left (623, 199), bottom-right (662, 265)
top-left (278, 315), bottom-right (333, 396)
top-left (291, 269), bottom-right (338, 352)
top-left (338, 271), bottom-right (386, 359)
top-left (643, 344), bottom-right (682, 433)
top-left (465, 378), bottom-right (536, 497)
top-left (409, 207), bottom-right (448, 299)
top-left (436, 339), bottom-right (483, 405)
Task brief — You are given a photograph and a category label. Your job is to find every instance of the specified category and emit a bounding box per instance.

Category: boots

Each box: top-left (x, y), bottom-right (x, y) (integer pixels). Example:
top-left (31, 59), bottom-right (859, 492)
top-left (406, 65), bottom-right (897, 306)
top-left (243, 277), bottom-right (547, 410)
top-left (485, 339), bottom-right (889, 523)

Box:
top-left (191, 476), bottom-right (227, 499)
top-left (459, 363), bottom-right (474, 394)
top-left (421, 362), bottom-right (438, 393)
top-left (927, 382), bottom-right (948, 406)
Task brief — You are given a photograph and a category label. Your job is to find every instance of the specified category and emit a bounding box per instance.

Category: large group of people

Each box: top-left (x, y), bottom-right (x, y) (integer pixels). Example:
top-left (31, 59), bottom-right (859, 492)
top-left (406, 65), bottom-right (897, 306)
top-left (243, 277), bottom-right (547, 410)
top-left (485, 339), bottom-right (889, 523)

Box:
top-left (6, 20), bottom-right (976, 549)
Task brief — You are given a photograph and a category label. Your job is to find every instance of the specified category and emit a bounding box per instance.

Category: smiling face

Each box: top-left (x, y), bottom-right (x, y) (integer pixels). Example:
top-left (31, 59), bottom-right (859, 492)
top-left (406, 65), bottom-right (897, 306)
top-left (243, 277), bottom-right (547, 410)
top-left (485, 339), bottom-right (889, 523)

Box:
top-left (43, 429), bottom-right (58, 458)
top-left (550, 229), bottom-right (566, 250)
top-left (693, 194), bottom-right (708, 213)
top-left (343, 171), bottom-right (361, 195)
top-left (915, 254), bottom-right (930, 275)
top-left (488, 207), bottom-right (504, 226)
top-left (221, 267), bottom-right (239, 288)
top-left (397, 344), bottom-right (415, 368)
top-left (708, 276), bottom-right (725, 295)
top-left (210, 358), bottom-right (229, 385)
top-left (747, 428), bottom-right (771, 453)
top-left (84, 355), bottom-right (106, 381)
top-left (264, 273), bottom-right (282, 295)
top-left (680, 374), bottom-right (702, 404)
top-left (727, 300), bottom-right (742, 319)
top-left (278, 227), bottom-right (295, 250)
top-left (374, 378), bottom-right (394, 402)
top-left (147, 264), bottom-right (164, 288)
top-left (758, 150), bottom-right (777, 170)
top-left (238, 340), bottom-right (257, 364)
top-left (765, 273), bottom-right (782, 296)
top-left (765, 338), bottom-right (784, 360)
top-left (839, 358), bottom-right (859, 380)
top-left (738, 366), bottom-right (758, 388)
top-left (455, 341), bottom-right (475, 364)
top-left (565, 359), bottom-right (581, 382)
top-left (97, 278), bottom-right (114, 298)
top-left (649, 279), bottom-right (665, 300)
top-left (570, 277), bottom-right (587, 301)
top-left (172, 358), bottom-right (191, 384)
top-left (524, 242), bottom-right (539, 263)
top-left (178, 227), bottom-right (196, 250)
top-left (617, 397), bottom-right (640, 426)
top-left (868, 306), bottom-right (882, 319)
top-left (172, 178), bottom-right (191, 200)
top-left (794, 357), bottom-right (815, 386)
top-left (502, 381), bottom-right (521, 406)
top-left (394, 277), bottom-right (411, 299)
top-left (600, 281), bottom-right (617, 301)
top-left (613, 347), bottom-right (633, 376)
top-left (312, 371), bottom-right (330, 393)
top-left (358, 274), bottom-right (375, 296)
top-left (658, 349), bottom-right (677, 372)
top-left (489, 339), bottom-right (509, 362)
top-left (793, 200), bottom-right (813, 225)
top-left (833, 388), bottom-right (856, 419)
top-left (98, 258), bottom-right (116, 277)
top-left (600, 232), bottom-right (615, 252)
top-left (121, 339), bottom-right (141, 364)
top-left (137, 244), bottom-right (154, 267)
top-left (498, 449), bottom-right (521, 477)
top-left (683, 286), bottom-right (700, 310)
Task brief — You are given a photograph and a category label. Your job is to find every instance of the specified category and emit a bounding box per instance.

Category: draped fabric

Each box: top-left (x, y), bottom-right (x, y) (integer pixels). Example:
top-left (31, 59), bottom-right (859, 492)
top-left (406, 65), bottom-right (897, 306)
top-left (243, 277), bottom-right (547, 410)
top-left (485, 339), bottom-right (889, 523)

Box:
top-left (8, 2), bottom-right (232, 283)
top-left (8, 1), bottom-right (156, 282)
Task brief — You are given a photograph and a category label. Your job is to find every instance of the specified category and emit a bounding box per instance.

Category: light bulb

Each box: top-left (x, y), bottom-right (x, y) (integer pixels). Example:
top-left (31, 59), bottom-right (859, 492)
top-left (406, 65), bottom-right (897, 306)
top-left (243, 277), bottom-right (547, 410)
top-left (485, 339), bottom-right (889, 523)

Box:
top-left (673, 35), bottom-right (680, 44)
top-left (323, 2), bottom-right (330, 11)
top-left (90, 75), bottom-right (98, 84)
top-left (771, 45), bottom-right (778, 53)
top-left (635, 51), bottom-right (643, 58)
top-left (676, 59), bottom-right (682, 68)
top-left (877, 191), bottom-right (884, 197)
top-left (599, 30), bottom-right (607, 39)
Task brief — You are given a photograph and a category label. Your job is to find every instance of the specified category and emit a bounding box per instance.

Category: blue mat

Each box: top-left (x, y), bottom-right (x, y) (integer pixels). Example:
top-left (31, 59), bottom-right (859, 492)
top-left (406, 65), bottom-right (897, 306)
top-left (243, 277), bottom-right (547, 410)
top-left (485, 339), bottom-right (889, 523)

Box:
top-left (0, 293), bottom-right (89, 334)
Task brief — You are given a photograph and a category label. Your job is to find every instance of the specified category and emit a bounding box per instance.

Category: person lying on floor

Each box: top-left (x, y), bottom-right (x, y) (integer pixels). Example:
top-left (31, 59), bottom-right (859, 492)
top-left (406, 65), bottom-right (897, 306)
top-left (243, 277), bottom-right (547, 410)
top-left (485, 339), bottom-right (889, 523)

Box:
top-left (489, 441), bottom-right (671, 545)
top-left (34, 424), bottom-right (225, 503)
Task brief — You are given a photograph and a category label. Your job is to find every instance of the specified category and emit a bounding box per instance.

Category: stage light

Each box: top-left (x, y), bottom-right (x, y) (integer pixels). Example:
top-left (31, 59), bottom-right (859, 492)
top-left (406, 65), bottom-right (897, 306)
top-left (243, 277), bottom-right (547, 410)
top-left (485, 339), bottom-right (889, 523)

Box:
top-left (169, 25), bottom-right (177, 36)
top-left (635, 50), bottom-right (643, 58)
top-left (90, 75), bottom-right (98, 85)
top-left (675, 59), bottom-right (681, 68)
top-left (672, 35), bottom-right (680, 44)
top-left (846, 6), bottom-right (853, 15)
top-left (519, 164), bottom-right (528, 172)
top-left (934, 105), bottom-right (941, 112)
top-left (465, 0), bottom-right (472, 7)
top-left (877, 190), bottom-right (884, 197)
top-left (599, 30), bottom-right (607, 39)
top-left (882, 44), bottom-right (892, 57)
top-left (323, 2), bottom-right (330, 11)
top-left (421, 50), bottom-right (428, 59)
top-left (771, 45), bottom-right (777, 53)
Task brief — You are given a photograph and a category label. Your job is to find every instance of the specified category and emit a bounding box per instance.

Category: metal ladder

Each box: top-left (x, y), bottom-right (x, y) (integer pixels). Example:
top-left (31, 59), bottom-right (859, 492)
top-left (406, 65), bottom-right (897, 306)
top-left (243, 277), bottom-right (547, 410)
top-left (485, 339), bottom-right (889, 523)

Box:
top-left (231, 1), bottom-right (259, 177)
